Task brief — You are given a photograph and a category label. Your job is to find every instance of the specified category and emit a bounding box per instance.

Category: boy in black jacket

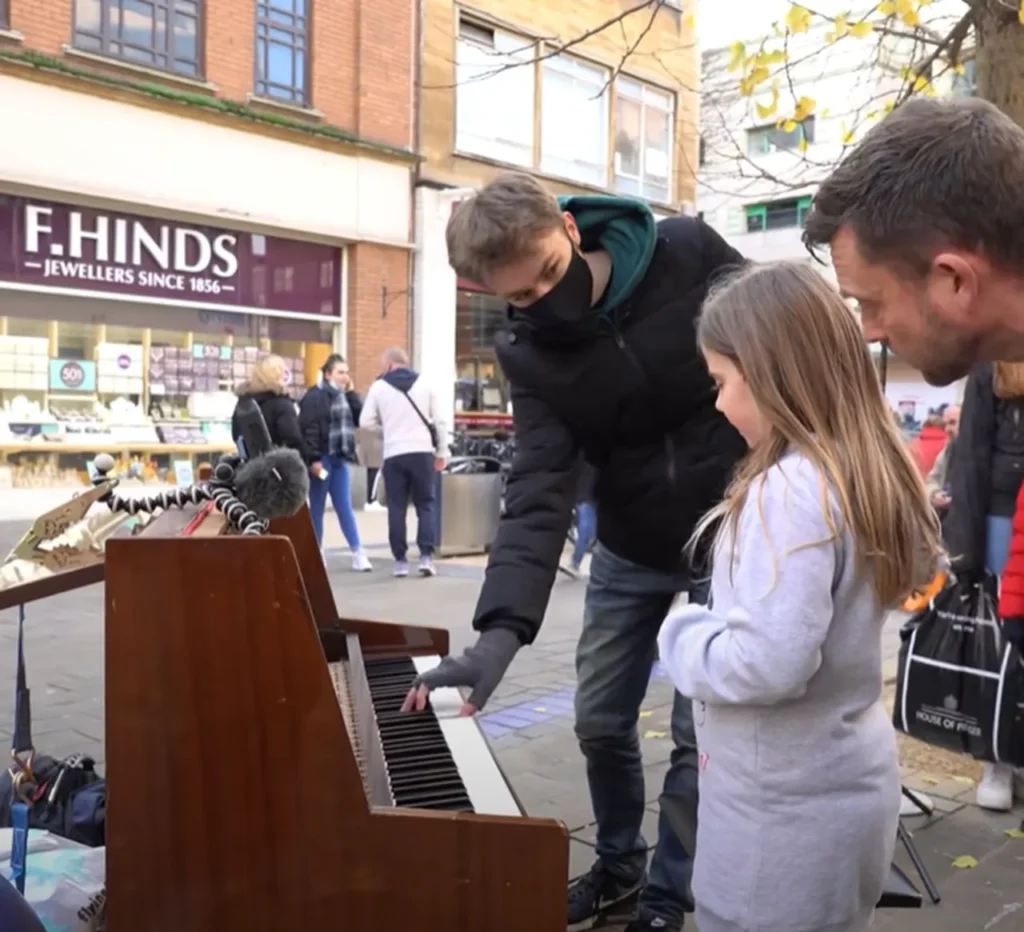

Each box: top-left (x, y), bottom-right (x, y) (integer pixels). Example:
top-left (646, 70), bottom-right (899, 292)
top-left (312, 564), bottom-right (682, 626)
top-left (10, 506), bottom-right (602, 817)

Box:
top-left (403, 172), bottom-right (747, 931)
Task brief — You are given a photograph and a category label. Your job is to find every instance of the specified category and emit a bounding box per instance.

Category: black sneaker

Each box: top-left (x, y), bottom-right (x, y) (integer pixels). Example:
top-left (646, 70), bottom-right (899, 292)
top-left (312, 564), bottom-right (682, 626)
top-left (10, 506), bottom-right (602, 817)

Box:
top-left (567, 863), bottom-right (643, 929)
top-left (623, 918), bottom-right (681, 932)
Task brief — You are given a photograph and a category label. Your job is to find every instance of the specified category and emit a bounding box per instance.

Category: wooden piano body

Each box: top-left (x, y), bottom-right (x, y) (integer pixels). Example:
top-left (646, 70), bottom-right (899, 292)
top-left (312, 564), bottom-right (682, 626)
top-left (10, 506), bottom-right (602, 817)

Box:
top-left (102, 506), bottom-right (570, 931)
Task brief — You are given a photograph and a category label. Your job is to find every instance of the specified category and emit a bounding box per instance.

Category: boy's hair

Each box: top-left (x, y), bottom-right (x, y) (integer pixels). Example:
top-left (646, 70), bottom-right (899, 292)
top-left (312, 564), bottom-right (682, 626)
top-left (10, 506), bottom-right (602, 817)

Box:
top-left (446, 172), bottom-right (565, 283)
top-left (804, 97), bottom-right (1024, 275)
top-left (692, 261), bottom-right (943, 607)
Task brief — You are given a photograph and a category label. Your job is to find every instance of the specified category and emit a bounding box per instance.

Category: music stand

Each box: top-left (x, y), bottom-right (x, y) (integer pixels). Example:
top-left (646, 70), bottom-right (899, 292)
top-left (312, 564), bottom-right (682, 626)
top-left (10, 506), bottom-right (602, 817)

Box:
top-left (897, 785), bottom-right (941, 905)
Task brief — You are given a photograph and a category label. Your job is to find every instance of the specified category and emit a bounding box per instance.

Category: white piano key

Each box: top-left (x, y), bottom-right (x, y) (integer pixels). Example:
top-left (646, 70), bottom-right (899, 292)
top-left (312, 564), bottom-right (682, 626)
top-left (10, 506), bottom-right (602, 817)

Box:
top-left (412, 655), bottom-right (521, 817)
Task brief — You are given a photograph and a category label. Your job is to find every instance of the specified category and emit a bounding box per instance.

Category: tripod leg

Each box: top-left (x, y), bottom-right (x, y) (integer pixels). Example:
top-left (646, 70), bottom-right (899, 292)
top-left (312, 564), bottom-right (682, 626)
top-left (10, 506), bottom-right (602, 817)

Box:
top-left (898, 821), bottom-right (941, 905)
top-left (901, 785), bottom-right (934, 817)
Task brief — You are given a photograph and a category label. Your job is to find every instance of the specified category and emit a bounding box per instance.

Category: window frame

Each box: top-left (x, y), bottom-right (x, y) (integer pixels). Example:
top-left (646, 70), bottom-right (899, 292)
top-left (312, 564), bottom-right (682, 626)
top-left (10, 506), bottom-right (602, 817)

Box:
top-left (72, 0), bottom-right (204, 79)
top-left (539, 52), bottom-right (611, 187)
top-left (744, 195), bottom-right (812, 233)
top-left (612, 75), bottom-right (675, 204)
top-left (746, 117), bottom-right (816, 156)
top-left (253, 0), bottom-right (311, 107)
top-left (454, 16), bottom-right (537, 168)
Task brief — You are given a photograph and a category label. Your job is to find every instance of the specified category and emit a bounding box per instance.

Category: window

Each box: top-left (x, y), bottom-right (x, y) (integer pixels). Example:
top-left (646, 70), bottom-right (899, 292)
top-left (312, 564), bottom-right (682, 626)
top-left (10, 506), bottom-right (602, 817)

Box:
top-left (255, 0), bottom-right (309, 105)
top-left (745, 196), bottom-right (812, 233)
top-left (0, 0), bottom-right (8, 29)
top-left (540, 55), bottom-right (609, 186)
top-left (747, 118), bottom-right (815, 156)
top-left (73, 0), bottom-right (202, 78)
top-left (456, 19), bottom-right (535, 167)
top-left (952, 59), bottom-right (976, 98)
top-left (614, 76), bottom-right (674, 204)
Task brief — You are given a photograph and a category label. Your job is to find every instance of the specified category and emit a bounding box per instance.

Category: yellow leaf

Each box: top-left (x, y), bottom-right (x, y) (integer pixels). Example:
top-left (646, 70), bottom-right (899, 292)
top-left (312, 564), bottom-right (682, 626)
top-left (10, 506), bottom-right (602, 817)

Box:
top-left (643, 730), bottom-right (668, 739)
top-left (833, 13), bottom-right (849, 37)
top-left (684, 13), bottom-right (695, 28)
top-left (953, 61), bottom-right (965, 75)
top-left (639, 709), bottom-right (654, 719)
top-left (1005, 828), bottom-right (1024, 839)
top-left (739, 66), bottom-right (771, 96)
top-left (727, 40), bottom-right (746, 72)
top-left (913, 74), bottom-right (930, 93)
top-left (819, 107), bottom-right (831, 117)
top-left (901, 9), bottom-right (920, 26)
top-left (882, 100), bottom-right (896, 114)
top-left (824, 30), bottom-right (837, 44)
top-left (784, 4), bottom-right (812, 34)
top-left (1020, 0), bottom-right (1024, 25)
top-left (755, 83), bottom-right (780, 119)
top-left (840, 122), bottom-right (855, 145)
top-left (782, 120), bottom-right (797, 132)
top-left (849, 20), bottom-right (874, 38)
top-left (951, 855), bottom-right (977, 869)
top-left (793, 95), bottom-right (816, 120)
top-left (878, 0), bottom-right (897, 14)
top-left (797, 138), bottom-right (809, 152)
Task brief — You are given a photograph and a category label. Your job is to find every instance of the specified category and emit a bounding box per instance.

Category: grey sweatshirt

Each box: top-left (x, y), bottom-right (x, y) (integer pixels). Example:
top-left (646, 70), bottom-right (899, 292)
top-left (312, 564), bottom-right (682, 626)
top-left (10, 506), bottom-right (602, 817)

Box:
top-left (657, 452), bottom-right (900, 932)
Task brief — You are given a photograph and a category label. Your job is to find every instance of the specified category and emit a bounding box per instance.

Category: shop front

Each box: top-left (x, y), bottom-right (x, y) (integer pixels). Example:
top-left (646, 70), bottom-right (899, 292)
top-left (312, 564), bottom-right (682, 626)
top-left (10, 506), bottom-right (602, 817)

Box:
top-left (0, 192), bottom-right (341, 489)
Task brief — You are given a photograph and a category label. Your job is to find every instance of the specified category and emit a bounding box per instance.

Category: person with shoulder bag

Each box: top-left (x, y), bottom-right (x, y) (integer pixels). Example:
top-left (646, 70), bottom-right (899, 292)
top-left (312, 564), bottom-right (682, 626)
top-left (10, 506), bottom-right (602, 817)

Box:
top-left (359, 347), bottom-right (449, 579)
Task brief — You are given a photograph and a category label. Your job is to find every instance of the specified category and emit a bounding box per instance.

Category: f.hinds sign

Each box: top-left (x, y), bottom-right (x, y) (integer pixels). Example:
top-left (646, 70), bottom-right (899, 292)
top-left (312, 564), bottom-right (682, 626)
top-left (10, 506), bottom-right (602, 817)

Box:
top-left (25, 204), bottom-right (238, 295)
top-left (0, 195), bottom-right (341, 318)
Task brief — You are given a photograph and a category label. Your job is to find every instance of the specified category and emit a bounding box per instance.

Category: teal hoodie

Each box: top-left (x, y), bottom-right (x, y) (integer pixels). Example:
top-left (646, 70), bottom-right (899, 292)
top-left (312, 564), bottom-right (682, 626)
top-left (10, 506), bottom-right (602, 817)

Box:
top-left (557, 194), bottom-right (658, 318)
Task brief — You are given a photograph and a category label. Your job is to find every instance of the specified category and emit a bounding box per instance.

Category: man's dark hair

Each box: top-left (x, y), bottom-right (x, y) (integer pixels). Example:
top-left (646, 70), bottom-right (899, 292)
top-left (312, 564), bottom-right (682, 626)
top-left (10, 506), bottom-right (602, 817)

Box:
top-left (804, 97), bottom-right (1024, 274)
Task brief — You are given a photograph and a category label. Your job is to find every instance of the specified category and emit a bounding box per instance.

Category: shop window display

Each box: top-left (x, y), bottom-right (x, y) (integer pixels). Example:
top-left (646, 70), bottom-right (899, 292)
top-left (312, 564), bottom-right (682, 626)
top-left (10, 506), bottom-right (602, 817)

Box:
top-left (0, 313), bottom-right (328, 489)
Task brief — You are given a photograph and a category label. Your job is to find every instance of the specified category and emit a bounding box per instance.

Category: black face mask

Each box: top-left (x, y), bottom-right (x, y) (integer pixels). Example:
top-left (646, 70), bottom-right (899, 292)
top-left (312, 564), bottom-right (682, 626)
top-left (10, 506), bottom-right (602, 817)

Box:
top-left (522, 247), bottom-right (598, 343)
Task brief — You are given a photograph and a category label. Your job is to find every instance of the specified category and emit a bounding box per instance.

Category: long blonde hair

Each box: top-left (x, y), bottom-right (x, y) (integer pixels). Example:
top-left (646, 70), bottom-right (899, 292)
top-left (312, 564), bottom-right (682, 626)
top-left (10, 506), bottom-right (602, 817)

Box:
top-left (694, 261), bottom-right (942, 606)
top-left (994, 361), bottom-right (1024, 399)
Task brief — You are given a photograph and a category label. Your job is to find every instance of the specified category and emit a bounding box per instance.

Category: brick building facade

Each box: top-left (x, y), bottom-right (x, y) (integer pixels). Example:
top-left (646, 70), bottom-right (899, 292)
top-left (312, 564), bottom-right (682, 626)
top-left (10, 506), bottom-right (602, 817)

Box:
top-left (0, 0), bottom-right (415, 396)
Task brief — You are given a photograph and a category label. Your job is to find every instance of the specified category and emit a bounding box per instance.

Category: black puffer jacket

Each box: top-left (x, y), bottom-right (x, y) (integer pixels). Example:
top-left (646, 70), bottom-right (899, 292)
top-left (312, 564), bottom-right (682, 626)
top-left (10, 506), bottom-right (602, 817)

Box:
top-left (473, 216), bottom-right (748, 643)
top-left (298, 382), bottom-right (364, 464)
top-left (946, 363), bottom-right (1024, 573)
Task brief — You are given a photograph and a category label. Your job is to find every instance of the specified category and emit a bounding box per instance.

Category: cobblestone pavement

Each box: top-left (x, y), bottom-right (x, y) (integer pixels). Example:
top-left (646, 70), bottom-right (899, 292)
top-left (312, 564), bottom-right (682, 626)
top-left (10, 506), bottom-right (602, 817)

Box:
top-left (0, 518), bottom-right (1020, 930)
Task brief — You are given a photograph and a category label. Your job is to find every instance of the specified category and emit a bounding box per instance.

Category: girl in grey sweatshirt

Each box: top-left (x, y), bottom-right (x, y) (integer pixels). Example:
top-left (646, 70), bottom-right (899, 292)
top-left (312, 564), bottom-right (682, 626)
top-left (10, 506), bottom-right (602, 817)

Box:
top-left (659, 262), bottom-right (943, 932)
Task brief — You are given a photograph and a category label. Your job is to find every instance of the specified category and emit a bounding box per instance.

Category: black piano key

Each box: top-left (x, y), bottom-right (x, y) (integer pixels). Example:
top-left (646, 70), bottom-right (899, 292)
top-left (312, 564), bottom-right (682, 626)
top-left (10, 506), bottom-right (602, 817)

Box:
top-left (362, 655), bottom-right (475, 812)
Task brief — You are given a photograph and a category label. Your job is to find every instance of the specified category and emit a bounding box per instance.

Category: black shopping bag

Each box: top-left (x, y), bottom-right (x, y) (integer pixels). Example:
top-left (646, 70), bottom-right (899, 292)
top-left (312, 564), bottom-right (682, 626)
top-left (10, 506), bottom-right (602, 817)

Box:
top-left (893, 573), bottom-right (1024, 766)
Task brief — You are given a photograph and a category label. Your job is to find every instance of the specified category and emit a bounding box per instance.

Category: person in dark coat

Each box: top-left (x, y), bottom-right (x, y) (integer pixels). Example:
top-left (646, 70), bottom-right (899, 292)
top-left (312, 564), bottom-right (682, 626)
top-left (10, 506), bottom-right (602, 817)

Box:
top-left (230, 353), bottom-right (306, 457)
top-left (298, 353), bottom-right (371, 572)
top-left (946, 360), bottom-right (1024, 812)
top-left (404, 171), bottom-right (748, 932)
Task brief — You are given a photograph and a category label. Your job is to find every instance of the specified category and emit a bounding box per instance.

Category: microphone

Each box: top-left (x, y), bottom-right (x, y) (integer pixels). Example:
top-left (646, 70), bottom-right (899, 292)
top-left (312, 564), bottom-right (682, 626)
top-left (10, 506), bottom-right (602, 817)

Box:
top-left (232, 448), bottom-right (309, 520)
top-left (233, 396), bottom-right (273, 461)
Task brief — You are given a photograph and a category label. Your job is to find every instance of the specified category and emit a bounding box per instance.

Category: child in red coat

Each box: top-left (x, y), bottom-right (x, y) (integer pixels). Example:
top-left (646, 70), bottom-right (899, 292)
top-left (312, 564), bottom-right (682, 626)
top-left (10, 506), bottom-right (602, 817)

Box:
top-left (998, 481), bottom-right (1024, 652)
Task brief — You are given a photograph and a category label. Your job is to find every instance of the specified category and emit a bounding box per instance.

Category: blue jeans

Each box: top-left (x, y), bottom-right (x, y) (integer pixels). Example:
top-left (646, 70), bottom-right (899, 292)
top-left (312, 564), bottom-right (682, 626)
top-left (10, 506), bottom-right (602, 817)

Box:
top-left (986, 514), bottom-right (1013, 576)
top-left (575, 544), bottom-right (705, 924)
top-left (308, 455), bottom-right (362, 551)
top-left (572, 501), bottom-right (597, 568)
top-left (382, 452), bottom-right (437, 561)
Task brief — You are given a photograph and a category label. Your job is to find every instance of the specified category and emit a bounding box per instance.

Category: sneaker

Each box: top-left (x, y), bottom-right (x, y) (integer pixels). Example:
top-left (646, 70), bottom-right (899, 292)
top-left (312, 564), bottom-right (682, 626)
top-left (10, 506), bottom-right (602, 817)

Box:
top-left (418, 555), bottom-right (437, 577)
top-left (351, 551), bottom-right (373, 573)
top-left (977, 762), bottom-right (1014, 811)
top-left (562, 562), bottom-right (582, 579)
top-left (393, 560), bottom-right (409, 578)
top-left (567, 863), bottom-right (643, 930)
top-left (624, 918), bottom-right (680, 932)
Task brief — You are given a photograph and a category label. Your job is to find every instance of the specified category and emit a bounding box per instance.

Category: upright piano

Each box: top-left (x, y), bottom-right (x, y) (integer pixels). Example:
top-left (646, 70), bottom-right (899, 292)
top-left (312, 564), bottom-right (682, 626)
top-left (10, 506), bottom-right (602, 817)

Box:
top-left (101, 505), bottom-right (570, 931)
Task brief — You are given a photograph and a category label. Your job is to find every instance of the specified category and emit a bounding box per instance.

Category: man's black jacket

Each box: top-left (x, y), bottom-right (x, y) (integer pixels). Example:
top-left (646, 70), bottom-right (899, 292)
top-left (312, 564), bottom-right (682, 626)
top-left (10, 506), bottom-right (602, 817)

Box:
top-left (474, 216), bottom-right (748, 644)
